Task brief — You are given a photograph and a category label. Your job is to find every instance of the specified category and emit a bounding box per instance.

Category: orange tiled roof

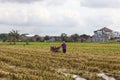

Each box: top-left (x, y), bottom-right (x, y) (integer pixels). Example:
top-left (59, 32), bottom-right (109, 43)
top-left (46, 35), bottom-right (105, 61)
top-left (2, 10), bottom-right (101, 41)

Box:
top-left (95, 27), bottom-right (112, 32)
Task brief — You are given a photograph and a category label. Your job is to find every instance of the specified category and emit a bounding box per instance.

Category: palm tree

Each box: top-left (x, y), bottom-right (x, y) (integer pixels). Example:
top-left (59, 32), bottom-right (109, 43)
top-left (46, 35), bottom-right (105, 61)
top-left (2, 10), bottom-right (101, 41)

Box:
top-left (9, 30), bottom-right (20, 45)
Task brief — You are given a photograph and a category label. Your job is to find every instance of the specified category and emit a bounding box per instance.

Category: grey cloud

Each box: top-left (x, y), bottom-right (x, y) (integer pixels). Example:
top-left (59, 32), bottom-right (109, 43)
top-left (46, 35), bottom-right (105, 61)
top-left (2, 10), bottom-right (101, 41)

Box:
top-left (84, 15), bottom-right (114, 31)
top-left (0, 0), bottom-right (41, 3)
top-left (0, 16), bottom-right (78, 36)
top-left (0, 15), bottom-right (78, 28)
top-left (39, 0), bottom-right (66, 7)
top-left (0, 0), bottom-right (64, 4)
top-left (75, 15), bottom-right (115, 35)
top-left (81, 0), bottom-right (120, 8)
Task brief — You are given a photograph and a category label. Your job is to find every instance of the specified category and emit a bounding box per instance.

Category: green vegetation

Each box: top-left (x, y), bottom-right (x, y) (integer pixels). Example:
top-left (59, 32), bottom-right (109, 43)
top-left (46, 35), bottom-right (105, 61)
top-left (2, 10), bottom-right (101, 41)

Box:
top-left (0, 42), bottom-right (120, 80)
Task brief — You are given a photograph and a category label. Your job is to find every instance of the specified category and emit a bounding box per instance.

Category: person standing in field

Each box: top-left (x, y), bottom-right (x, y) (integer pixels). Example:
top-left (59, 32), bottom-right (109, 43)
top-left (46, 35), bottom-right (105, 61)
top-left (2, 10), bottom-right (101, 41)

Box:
top-left (61, 41), bottom-right (66, 53)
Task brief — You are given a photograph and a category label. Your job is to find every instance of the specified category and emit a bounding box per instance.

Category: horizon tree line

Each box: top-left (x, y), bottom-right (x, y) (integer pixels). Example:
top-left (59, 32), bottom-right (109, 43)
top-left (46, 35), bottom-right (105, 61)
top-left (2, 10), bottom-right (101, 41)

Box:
top-left (0, 30), bottom-right (91, 44)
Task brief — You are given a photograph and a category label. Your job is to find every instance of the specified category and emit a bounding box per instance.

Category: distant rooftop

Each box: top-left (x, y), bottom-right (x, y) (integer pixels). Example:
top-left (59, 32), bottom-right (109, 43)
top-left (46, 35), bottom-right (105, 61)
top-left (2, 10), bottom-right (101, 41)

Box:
top-left (94, 27), bottom-right (112, 32)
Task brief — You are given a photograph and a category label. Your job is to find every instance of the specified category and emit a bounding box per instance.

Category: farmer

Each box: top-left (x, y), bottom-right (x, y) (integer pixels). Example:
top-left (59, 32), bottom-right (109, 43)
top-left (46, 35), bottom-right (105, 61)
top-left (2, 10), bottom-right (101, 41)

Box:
top-left (61, 41), bottom-right (66, 53)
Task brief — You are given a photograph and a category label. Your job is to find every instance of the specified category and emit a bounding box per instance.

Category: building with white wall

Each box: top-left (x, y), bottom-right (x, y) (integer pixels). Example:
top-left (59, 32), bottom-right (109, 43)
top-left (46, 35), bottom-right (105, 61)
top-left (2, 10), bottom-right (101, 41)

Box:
top-left (93, 27), bottom-right (120, 42)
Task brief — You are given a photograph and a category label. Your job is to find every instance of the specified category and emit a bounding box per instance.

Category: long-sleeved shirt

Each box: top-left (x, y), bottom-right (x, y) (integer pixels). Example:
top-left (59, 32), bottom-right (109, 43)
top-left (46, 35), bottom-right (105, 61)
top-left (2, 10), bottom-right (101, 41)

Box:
top-left (61, 43), bottom-right (66, 49)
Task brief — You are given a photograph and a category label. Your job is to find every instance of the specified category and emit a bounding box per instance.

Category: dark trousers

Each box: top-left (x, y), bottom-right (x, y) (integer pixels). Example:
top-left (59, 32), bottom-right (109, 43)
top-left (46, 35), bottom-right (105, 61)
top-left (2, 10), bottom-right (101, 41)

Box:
top-left (62, 49), bottom-right (66, 53)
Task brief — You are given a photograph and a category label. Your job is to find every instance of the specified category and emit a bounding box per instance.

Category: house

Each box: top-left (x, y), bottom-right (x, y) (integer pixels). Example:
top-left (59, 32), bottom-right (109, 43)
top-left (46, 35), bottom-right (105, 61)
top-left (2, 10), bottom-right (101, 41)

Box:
top-left (86, 37), bottom-right (93, 42)
top-left (26, 35), bottom-right (44, 42)
top-left (93, 27), bottom-right (120, 42)
top-left (93, 27), bottom-right (112, 42)
top-left (48, 36), bottom-right (61, 42)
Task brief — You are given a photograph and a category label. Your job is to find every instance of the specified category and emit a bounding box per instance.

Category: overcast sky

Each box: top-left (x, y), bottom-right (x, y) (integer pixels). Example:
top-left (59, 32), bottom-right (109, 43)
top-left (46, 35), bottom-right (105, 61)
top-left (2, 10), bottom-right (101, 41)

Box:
top-left (0, 0), bottom-right (120, 36)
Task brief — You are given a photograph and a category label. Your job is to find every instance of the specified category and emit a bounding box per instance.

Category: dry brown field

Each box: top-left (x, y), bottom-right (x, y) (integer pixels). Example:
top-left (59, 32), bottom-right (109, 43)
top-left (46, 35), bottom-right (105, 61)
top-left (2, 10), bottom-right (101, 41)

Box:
top-left (0, 42), bottom-right (120, 80)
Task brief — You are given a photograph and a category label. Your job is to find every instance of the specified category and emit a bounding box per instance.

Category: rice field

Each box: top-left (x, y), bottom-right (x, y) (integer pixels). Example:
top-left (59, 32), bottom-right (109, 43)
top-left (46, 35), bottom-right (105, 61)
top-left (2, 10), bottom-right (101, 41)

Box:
top-left (0, 42), bottom-right (120, 80)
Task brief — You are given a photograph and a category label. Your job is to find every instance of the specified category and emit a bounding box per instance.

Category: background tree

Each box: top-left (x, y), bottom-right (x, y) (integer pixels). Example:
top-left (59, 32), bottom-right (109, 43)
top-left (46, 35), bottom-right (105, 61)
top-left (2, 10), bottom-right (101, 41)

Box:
top-left (44, 35), bottom-right (49, 41)
top-left (61, 33), bottom-right (68, 41)
top-left (0, 33), bottom-right (9, 42)
top-left (36, 37), bottom-right (40, 42)
top-left (71, 33), bottom-right (79, 42)
top-left (109, 33), bottom-right (116, 40)
top-left (80, 34), bottom-right (90, 39)
top-left (80, 34), bottom-right (91, 42)
top-left (34, 35), bottom-right (42, 42)
top-left (20, 33), bottom-right (30, 45)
